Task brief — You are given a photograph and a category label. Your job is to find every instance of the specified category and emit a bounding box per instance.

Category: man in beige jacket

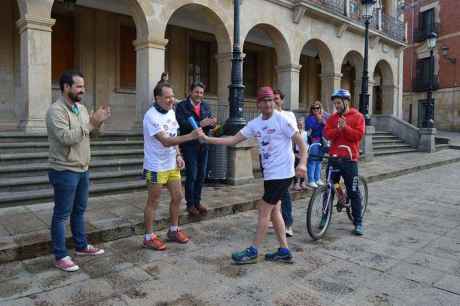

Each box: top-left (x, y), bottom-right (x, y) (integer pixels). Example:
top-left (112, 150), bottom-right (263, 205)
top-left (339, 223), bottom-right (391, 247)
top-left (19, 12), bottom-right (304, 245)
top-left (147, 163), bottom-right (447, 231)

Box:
top-left (46, 70), bottom-right (111, 272)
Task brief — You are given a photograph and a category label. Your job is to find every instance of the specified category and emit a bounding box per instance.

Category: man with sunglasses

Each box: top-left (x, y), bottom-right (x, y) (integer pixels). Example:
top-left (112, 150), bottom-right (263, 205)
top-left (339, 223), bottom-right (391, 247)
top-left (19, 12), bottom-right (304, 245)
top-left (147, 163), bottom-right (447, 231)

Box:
top-left (324, 89), bottom-right (365, 235)
top-left (199, 86), bottom-right (307, 264)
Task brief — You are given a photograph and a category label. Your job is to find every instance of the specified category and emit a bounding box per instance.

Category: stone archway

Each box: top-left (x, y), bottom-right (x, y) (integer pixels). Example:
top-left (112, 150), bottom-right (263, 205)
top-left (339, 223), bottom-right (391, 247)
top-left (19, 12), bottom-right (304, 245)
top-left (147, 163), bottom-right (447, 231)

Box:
top-left (340, 51), bottom-right (364, 108)
top-left (373, 59), bottom-right (395, 115)
top-left (163, 3), bottom-right (233, 106)
top-left (299, 39), bottom-right (335, 111)
top-left (242, 23), bottom-right (295, 108)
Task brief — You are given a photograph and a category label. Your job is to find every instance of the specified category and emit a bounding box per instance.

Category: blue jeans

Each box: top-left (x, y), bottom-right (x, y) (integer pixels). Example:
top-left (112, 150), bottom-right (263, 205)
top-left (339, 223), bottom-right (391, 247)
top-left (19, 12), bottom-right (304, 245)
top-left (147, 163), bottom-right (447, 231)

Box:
top-left (307, 159), bottom-right (322, 183)
top-left (281, 190), bottom-right (293, 227)
top-left (48, 170), bottom-right (89, 260)
top-left (182, 144), bottom-right (208, 208)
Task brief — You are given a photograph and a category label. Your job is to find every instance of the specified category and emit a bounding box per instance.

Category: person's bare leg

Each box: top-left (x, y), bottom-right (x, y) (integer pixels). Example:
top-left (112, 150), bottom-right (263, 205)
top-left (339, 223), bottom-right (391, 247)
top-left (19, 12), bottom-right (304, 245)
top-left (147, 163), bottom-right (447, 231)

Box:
top-left (253, 200), bottom-right (275, 248)
top-left (271, 201), bottom-right (288, 248)
top-left (144, 184), bottom-right (162, 233)
top-left (166, 180), bottom-right (183, 226)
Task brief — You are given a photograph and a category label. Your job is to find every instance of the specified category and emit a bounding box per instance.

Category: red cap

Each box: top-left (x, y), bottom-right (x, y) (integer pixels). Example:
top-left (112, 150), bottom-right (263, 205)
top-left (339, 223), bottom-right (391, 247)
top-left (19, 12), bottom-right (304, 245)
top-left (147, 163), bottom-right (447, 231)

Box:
top-left (257, 86), bottom-right (274, 102)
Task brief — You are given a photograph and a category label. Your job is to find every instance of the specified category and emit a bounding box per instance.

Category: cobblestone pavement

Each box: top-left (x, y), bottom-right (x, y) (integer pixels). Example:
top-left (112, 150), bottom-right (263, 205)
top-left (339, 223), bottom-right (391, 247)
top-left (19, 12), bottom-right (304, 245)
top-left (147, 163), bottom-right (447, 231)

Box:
top-left (2, 149), bottom-right (460, 264)
top-left (1, 162), bottom-right (460, 305)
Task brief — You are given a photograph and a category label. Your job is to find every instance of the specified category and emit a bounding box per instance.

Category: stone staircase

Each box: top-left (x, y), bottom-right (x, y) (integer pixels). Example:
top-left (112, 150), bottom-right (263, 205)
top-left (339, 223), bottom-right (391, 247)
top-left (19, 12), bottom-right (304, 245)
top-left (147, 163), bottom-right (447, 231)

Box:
top-left (0, 133), bottom-right (145, 207)
top-left (372, 130), bottom-right (418, 156)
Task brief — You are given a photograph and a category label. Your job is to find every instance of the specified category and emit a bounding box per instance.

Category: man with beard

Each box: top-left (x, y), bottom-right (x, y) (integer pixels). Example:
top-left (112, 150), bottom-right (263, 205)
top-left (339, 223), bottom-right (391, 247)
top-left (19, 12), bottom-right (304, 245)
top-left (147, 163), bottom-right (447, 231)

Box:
top-left (46, 70), bottom-right (111, 272)
top-left (175, 82), bottom-right (217, 217)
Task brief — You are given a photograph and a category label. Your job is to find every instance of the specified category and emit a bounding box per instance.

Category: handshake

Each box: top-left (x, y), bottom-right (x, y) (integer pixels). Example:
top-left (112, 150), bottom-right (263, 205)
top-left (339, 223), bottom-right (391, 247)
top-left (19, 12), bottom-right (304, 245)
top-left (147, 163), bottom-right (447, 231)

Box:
top-left (190, 128), bottom-right (207, 142)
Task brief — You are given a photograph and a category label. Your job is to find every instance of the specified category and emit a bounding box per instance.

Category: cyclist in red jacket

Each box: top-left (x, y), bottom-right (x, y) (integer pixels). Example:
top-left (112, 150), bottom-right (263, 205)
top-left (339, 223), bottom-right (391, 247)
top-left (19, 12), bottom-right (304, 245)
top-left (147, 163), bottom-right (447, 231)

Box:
top-left (324, 89), bottom-right (365, 235)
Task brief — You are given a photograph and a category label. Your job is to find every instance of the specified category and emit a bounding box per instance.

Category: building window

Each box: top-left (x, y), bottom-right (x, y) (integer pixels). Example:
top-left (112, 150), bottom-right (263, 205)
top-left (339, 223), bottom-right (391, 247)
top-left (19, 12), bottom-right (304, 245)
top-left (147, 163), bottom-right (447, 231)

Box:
top-left (243, 50), bottom-right (258, 98)
top-left (52, 14), bottom-right (75, 82)
top-left (119, 25), bottom-right (137, 90)
top-left (188, 38), bottom-right (211, 91)
top-left (420, 8), bottom-right (435, 34)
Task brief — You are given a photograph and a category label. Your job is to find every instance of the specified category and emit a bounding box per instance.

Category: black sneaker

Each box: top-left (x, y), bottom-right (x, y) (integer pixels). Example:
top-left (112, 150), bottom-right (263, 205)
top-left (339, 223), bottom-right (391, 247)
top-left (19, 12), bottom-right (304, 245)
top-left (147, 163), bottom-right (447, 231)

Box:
top-left (264, 248), bottom-right (293, 264)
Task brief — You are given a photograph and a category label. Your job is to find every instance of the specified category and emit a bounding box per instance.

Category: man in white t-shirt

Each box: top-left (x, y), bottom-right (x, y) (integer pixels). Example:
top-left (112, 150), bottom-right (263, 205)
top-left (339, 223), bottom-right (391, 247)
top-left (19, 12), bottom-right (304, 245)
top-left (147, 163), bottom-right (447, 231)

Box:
top-left (142, 83), bottom-right (203, 251)
top-left (273, 89), bottom-right (297, 237)
top-left (200, 86), bottom-right (307, 264)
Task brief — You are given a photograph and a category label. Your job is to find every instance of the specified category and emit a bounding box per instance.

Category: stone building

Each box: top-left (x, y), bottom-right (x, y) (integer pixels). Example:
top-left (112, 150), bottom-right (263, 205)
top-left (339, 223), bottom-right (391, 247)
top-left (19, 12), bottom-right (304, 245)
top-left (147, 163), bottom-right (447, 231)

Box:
top-left (403, 0), bottom-right (460, 131)
top-left (0, 0), bottom-right (405, 133)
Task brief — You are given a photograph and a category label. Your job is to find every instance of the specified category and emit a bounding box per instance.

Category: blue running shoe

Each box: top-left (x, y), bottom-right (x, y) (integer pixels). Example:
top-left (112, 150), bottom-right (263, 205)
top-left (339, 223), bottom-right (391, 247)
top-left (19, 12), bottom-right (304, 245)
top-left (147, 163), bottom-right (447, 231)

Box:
top-left (264, 248), bottom-right (293, 264)
top-left (353, 224), bottom-right (364, 236)
top-left (231, 247), bottom-right (258, 265)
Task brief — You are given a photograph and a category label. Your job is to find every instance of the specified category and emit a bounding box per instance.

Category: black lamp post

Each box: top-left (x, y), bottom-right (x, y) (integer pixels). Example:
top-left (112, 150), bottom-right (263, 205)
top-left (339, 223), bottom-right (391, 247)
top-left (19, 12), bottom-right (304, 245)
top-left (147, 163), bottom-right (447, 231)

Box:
top-left (223, 0), bottom-right (246, 135)
top-left (359, 0), bottom-right (376, 126)
top-left (423, 32), bottom-right (437, 128)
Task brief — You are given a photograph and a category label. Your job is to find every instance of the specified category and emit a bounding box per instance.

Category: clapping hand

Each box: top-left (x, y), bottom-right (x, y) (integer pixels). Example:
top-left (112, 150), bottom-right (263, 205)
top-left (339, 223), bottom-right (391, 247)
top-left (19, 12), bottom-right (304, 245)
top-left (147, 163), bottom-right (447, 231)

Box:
top-left (90, 104), bottom-right (111, 128)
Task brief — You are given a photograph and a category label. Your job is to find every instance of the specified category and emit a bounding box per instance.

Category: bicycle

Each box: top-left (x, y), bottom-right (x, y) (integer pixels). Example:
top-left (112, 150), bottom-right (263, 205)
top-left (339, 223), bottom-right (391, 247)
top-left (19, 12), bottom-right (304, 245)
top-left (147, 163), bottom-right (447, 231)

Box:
top-left (306, 145), bottom-right (368, 240)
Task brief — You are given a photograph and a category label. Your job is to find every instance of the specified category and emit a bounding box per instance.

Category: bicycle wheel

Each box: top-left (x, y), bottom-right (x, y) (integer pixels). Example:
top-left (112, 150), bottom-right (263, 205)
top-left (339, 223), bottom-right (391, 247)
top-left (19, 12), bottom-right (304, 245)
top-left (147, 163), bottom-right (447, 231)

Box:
top-left (306, 186), bottom-right (333, 240)
top-left (346, 175), bottom-right (368, 223)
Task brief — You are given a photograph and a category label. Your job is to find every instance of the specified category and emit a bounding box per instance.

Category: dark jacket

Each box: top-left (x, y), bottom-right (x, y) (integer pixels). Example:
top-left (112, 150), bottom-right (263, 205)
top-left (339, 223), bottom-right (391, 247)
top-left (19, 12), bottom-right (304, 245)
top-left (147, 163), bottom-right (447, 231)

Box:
top-left (175, 97), bottom-right (214, 147)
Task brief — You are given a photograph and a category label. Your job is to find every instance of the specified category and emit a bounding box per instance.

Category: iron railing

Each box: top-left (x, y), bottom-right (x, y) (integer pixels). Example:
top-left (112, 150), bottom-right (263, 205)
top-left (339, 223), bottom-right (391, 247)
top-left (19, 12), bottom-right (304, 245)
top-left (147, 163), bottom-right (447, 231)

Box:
top-left (414, 22), bottom-right (440, 43)
top-left (304, 0), bottom-right (406, 42)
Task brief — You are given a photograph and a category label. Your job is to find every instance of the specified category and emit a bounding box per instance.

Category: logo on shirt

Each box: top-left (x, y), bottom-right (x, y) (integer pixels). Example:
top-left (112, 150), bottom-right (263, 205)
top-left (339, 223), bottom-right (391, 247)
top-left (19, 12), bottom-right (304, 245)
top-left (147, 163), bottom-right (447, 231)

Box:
top-left (267, 128), bottom-right (276, 134)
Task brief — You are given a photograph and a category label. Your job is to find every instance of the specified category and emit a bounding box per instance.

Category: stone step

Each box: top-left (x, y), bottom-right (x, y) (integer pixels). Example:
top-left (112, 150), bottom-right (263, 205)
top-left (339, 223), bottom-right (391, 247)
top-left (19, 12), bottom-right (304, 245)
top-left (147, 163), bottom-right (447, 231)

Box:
top-left (372, 139), bottom-right (407, 145)
top-left (436, 144), bottom-right (450, 151)
top-left (0, 149), bottom-right (144, 165)
top-left (372, 135), bottom-right (401, 140)
top-left (0, 169), bottom-right (143, 193)
top-left (374, 148), bottom-right (418, 156)
top-left (0, 140), bottom-right (144, 153)
top-left (0, 132), bottom-right (142, 143)
top-left (373, 131), bottom-right (393, 135)
top-left (0, 158), bottom-right (143, 179)
top-left (0, 180), bottom-right (147, 207)
top-left (373, 144), bottom-right (415, 150)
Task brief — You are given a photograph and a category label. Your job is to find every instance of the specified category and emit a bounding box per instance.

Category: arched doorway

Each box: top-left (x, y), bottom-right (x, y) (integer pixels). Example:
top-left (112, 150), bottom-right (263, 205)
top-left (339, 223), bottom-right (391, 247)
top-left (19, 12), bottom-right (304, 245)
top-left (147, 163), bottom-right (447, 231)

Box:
top-left (340, 51), bottom-right (364, 108)
top-left (165, 4), bottom-right (231, 102)
top-left (298, 39), bottom-right (334, 112)
top-left (242, 24), bottom-right (291, 109)
top-left (373, 59), bottom-right (395, 115)
top-left (0, 0), bottom-right (20, 130)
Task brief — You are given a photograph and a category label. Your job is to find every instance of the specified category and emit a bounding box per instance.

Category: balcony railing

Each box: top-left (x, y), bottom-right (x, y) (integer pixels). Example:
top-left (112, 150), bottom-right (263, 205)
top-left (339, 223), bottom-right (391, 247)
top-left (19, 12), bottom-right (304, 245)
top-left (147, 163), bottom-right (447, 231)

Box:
top-left (414, 22), bottom-right (440, 43)
top-left (413, 76), bottom-right (440, 92)
top-left (303, 0), bottom-right (406, 42)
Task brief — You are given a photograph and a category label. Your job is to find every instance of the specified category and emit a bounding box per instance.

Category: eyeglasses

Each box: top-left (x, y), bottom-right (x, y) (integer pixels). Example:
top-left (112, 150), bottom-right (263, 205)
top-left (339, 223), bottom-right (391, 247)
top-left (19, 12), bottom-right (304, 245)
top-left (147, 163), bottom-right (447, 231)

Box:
top-left (311, 107), bottom-right (321, 110)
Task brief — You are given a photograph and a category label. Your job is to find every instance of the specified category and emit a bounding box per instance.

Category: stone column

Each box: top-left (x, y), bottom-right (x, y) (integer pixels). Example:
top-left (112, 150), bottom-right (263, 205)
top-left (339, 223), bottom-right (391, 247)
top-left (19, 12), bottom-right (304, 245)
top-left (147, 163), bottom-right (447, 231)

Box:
top-left (16, 15), bottom-right (55, 133)
top-left (418, 128), bottom-right (436, 153)
top-left (361, 125), bottom-right (375, 161)
top-left (320, 72), bottom-right (342, 112)
top-left (215, 52), bottom-right (232, 117)
top-left (276, 64), bottom-right (302, 110)
top-left (132, 39), bottom-right (167, 131)
top-left (382, 83), bottom-right (397, 115)
top-left (226, 139), bottom-right (257, 185)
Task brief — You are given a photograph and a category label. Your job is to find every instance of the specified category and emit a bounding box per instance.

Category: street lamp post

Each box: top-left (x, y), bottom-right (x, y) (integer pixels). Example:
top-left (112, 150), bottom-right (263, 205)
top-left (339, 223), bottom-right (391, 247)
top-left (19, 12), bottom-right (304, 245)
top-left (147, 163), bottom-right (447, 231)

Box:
top-left (423, 32), bottom-right (437, 128)
top-left (359, 0), bottom-right (376, 126)
top-left (223, 0), bottom-right (246, 135)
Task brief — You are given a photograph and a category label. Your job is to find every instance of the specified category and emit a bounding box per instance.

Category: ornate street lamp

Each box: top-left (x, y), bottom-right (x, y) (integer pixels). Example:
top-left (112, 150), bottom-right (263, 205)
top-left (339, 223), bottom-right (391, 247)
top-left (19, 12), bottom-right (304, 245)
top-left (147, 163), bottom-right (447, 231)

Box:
top-left (359, 0), bottom-right (376, 126)
top-left (423, 32), bottom-right (437, 128)
top-left (223, 0), bottom-right (246, 135)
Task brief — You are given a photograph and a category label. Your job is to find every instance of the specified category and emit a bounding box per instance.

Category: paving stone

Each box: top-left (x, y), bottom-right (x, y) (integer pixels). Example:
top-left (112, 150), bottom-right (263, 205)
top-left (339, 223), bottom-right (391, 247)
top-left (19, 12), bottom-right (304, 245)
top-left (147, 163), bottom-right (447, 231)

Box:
top-left (27, 278), bottom-right (114, 306)
top-left (434, 274), bottom-right (460, 295)
top-left (0, 213), bottom-right (47, 235)
top-left (387, 262), bottom-right (445, 285)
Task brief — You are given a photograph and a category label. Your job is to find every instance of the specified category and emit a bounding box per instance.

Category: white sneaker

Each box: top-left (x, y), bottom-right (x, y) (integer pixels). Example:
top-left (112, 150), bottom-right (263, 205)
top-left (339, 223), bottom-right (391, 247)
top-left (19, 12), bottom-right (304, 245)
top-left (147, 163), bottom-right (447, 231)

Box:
top-left (268, 221), bottom-right (274, 228)
top-left (285, 226), bottom-right (294, 237)
top-left (316, 180), bottom-right (324, 186)
top-left (308, 182), bottom-right (319, 188)
top-left (55, 256), bottom-right (80, 272)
